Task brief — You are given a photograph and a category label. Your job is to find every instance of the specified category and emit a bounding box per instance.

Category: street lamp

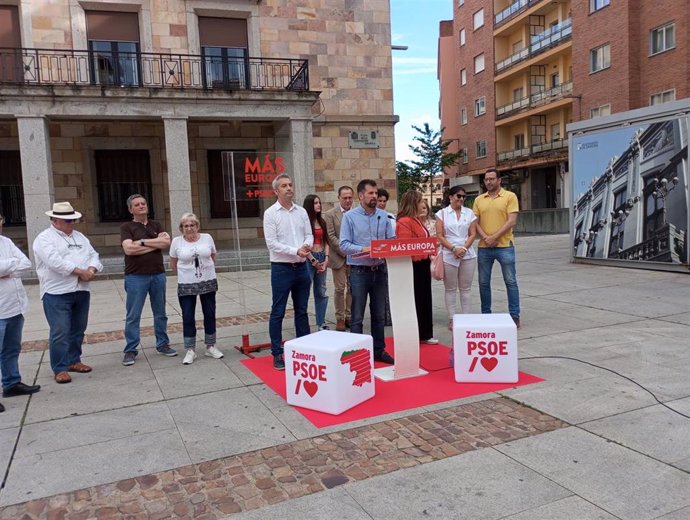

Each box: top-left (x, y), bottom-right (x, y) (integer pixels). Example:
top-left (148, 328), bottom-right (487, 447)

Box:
top-left (651, 176), bottom-right (679, 225)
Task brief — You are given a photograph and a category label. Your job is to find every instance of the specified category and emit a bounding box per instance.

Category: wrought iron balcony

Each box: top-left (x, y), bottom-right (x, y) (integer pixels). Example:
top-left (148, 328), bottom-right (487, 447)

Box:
top-left (613, 223), bottom-right (686, 263)
top-left (0, 47), bottom-right (309, 92)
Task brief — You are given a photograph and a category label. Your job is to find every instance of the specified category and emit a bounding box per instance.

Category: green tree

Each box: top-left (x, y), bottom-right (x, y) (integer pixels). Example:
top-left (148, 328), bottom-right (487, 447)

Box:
top-left (396, 123), bottom-right (463, 200)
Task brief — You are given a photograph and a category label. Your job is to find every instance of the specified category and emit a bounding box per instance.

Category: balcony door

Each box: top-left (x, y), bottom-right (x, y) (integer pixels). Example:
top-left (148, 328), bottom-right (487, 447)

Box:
top-left (0, 6), bottom-right (22, 83)
top-left (199, 17), bottom-right (249, 90)
top-left (86, 11), bottom-right (140, 86)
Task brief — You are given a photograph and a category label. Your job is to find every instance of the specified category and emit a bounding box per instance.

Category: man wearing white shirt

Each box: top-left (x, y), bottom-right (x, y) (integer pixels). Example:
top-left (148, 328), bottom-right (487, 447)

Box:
top-left (263, 174), bottom-right (313, 370)
top-left (33, 202), bottom-right (103, 384)
top-left (0, 212), bottom-right (40, 412)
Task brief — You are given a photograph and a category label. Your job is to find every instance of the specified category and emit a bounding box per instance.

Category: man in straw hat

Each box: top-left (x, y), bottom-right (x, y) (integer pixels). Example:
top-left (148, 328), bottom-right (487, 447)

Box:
top-left (33, 202), bottom-right (103, 384)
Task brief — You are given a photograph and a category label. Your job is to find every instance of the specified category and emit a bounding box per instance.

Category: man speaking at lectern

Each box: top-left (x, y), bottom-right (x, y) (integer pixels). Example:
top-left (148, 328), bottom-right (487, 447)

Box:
top-left (340, 179), bottom-right (395, 364)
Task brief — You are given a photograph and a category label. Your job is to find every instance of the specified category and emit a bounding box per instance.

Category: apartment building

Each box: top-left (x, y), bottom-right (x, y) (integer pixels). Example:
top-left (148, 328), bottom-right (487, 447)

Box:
top-left (0, 1), bottom-right (396, 254)
top-left (439, 0), bottom-right (689, 210)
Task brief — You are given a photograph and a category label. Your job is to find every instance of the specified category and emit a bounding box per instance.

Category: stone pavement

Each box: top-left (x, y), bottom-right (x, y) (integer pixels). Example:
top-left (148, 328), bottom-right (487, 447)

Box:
top-left (1, 234), bottom-right (689, 519)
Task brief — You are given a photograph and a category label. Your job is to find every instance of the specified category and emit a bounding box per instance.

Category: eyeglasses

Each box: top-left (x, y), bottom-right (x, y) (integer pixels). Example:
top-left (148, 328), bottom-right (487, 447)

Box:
top-left (454, 194), bottom-right (466, 199)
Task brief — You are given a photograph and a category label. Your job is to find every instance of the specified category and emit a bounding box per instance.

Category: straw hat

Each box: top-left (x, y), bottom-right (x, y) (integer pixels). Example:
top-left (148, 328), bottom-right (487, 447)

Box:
top-left (45, 202), bottom-right (82, 220)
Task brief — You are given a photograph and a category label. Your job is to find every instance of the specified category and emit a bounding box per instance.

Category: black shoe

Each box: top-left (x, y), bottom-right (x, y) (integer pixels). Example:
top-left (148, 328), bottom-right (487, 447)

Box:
top-left (0, 401), bottom-right (4, 413)
top-left (3, 382), bottom-right (41, 398)
top-left (374, 350), bottom-right (395, 365)
top-left (273, 355), bottom-right (285, 371)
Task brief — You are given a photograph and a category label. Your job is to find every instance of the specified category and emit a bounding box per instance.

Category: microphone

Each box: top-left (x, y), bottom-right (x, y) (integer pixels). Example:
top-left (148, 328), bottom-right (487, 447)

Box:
top-left (387, 214), bottom-right (395, 219)
top-left (376, 215), bottom-right (381, 239)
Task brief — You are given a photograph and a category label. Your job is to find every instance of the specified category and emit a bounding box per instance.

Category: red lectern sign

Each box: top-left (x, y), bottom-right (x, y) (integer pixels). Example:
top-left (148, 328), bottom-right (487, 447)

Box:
top-left (370, 238), bottom-right (437, 258)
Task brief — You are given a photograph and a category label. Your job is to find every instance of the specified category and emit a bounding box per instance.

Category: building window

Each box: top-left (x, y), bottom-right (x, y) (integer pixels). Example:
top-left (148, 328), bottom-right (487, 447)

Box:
top-left (590, 104), bottom-right (611, 118)
top-left (459, 0), bottom-right (464, 5)
top-left (551, 123), bottom-right (560, 140)
top-left (459, 28), bottom-right (466, 46)
top-left (590, 44), bottom-right (610, 73)
top-left (207, 150), bottom-right (260, 218)
top-left (461, 107), bottom-right (467, 125)
top-left (474, 53), bottom-right (485, 73)
top-left (473, 9), bottom-right (484, 30)
top-left (551, 72), bottom-right (560, 88)
top-left (513, 87), bottom-right (523, 102)
top-left (512, 41), bottom-right (523, 53)
top-left (514, 134), bottom-right (525, 150)
top-left (460, 68), bottom-right (467, 86)
top-left (650, 90), bottom-right (675, 106)
top-left (476, 141), bottom-right (486, 159)
top-left (95, 150), bottom-right (153, 222)
top-left (462, 147), bottom-right (469, 164)
top-left (0, 6), bottom-right (22, 83)
top-left (0, 151), bottom-right (25, 226)
top-left (650, 22), bottom-right (675, 55)
top-left (609, 187), bottom-right (627, 256)
top-left (199, 17), bottom-right (249, 89)
top-left (85, 11), bottom-right (141, 86)
top-left (590, 0), bottom-right (610, 12)
top-left (474, 96), bottom-right (486, 116)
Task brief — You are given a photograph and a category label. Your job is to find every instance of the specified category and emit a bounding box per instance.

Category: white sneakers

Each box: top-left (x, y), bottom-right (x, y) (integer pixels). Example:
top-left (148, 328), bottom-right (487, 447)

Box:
top-left (421, 338), bottom-right (440, 345)
top-left (183, 346), bottom-right (224, 364)
top-left (205, 346), bottom-right (224, 359)
top-left (183, 350), bottom-right (197, 365)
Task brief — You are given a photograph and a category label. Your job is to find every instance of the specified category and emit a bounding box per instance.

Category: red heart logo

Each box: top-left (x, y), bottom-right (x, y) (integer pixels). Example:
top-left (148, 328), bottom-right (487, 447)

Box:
top-left (304, 381), bottom-right (319, 397)
top-left (480, 357), bottom-right (498, 372)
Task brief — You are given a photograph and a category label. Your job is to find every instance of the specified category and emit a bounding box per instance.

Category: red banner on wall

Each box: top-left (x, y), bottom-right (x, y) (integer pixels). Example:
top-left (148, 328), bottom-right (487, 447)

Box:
top-left (370, 238), bottom-right (438, 258)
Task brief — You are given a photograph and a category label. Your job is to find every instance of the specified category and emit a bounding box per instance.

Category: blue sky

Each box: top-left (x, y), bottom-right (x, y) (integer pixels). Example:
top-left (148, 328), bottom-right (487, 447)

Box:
top-left (391, 0), bottom-right (453, 163)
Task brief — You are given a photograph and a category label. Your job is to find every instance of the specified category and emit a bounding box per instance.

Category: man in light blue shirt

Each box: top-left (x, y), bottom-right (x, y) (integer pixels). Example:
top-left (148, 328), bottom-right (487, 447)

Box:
top-left (340, 179), bottom-right (395, 364)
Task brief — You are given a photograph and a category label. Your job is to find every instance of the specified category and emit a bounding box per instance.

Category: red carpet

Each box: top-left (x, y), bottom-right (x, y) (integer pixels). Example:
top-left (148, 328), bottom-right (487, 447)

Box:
top-left (241, 338), bottom-right (543, 428)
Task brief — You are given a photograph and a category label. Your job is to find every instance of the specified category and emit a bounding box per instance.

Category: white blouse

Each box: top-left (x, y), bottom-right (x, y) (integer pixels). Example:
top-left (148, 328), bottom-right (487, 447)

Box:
top-left (436, 205), bottom-right (477, 267)
top-left (170, 233), bottom-right (217, 286)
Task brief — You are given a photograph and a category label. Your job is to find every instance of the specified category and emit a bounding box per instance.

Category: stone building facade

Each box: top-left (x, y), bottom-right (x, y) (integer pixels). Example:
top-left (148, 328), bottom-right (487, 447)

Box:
top-left (0, 0), bottom-right (397, 254)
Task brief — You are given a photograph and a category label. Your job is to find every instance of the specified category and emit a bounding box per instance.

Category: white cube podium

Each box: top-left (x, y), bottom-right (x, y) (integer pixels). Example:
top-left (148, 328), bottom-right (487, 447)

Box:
top-left (284, 330), bottom-right (375, 415)
top-left (453, 314), bottom-right (518, 383)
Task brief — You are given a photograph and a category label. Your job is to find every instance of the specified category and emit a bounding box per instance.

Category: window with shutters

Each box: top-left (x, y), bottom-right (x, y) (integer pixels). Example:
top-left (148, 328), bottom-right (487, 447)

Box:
top-left (95, 149), bottom-right (153, 222)
top-left (199, 17), bottom-right (249, 90)
top-left (86, 11), bottom-right (141, 86)
top-left (0, 6), bottom-right (22, 83)
top-left (0, 151), bottom-right (25, 226)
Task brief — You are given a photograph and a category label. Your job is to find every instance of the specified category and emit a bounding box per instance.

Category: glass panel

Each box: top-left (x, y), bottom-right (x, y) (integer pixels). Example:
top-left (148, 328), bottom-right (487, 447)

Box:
top-left (89, 40), bottom-right (139, 86)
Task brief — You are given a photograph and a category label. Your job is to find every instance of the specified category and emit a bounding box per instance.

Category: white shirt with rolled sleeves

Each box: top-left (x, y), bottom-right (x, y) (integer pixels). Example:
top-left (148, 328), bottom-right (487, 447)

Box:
top-left (32, 227), bottom-right (103, 298)
top-left (0, 236), bottom-right (31, 319)
top-left (263, 201), bottom-right (313, 263)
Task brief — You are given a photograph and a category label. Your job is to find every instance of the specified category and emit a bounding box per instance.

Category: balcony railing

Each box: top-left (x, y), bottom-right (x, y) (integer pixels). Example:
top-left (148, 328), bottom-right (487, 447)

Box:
top-left (494, 0), bottom-right (544, 27)
top-left (497, 148), bottom-right (530, 161)
top-left (0, 47), bottom-right (310, 92)
top-left (614, 223), bottom-right (685, 263)
top-left (530, 80), bottom-right (573, 105)
top-left (530, 19), bottom-right (572, 56)
top-left (496, 47), bottom-right (529, 73)
top-left (496, 81), bottom-right (572, 118)
top-left (496, 95), bottom-right (530, 117)
top-left (497, 139), bottom-right (566, 162)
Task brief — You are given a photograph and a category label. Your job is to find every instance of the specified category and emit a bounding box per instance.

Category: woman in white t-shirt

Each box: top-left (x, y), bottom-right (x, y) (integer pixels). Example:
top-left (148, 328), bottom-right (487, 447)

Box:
top-left (169, 213), bottom-right (223, 364)
top-left (435, 186), bottom-right (478, 330)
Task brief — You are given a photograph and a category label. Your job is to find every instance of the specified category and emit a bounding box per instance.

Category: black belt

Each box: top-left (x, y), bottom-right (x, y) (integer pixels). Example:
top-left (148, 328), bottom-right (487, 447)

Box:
top-left (352, 264), bottom-right (385, 271)
top-left (271, 261), bottom-right (305, 268)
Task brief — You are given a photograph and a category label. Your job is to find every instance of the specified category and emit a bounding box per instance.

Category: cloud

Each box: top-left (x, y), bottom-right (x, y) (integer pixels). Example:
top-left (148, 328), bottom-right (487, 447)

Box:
top-left (393, 56), bottom-right (437, 76)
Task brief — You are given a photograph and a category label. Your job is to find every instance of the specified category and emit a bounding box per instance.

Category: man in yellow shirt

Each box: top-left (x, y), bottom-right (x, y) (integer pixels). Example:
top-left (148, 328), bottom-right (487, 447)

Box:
top-left (473, 169), bottom-right (521, 328)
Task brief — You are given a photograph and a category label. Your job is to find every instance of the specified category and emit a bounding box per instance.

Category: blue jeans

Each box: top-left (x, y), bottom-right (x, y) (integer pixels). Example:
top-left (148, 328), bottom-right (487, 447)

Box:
top-left (269, 262), bottom-right (311, 357)
top-left (179, 291), bottom-right (216, 349)
top-left (307, 251), bottom-right (329, 327)
top-left (42, 292), bottom-right (90, 374)
top-left (124, 273), bottom-right (169, 353)
top-left (0, 314), bottom-right (24, 391)
top-left (349, 264), bottom-right (387, 353)
top-left (477, 246), bottom-right (520, 319)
